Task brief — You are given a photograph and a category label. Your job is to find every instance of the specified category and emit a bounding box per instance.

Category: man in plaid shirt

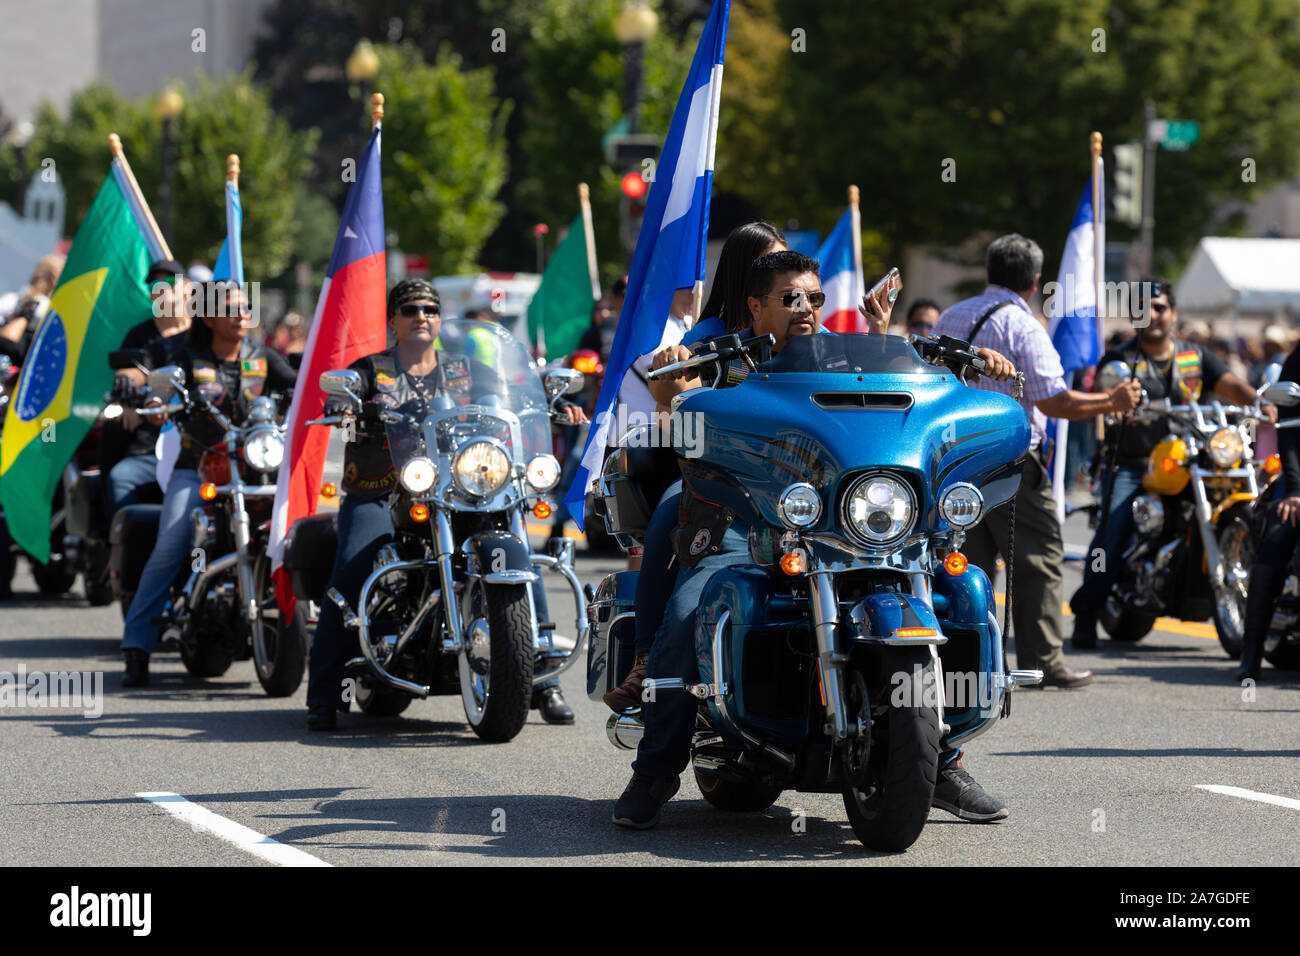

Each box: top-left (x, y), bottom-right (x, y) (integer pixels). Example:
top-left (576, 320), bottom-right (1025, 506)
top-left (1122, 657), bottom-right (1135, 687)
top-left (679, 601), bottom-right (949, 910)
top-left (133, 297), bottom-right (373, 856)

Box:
top-left (927, 234), bottom-right (1140, 822)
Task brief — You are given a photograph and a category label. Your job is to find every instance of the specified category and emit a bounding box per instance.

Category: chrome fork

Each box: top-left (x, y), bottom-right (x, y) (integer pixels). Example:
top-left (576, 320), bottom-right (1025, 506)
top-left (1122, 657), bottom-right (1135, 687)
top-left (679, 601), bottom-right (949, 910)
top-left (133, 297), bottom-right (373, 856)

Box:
top-left (808, 569), bottom-right (851, 739)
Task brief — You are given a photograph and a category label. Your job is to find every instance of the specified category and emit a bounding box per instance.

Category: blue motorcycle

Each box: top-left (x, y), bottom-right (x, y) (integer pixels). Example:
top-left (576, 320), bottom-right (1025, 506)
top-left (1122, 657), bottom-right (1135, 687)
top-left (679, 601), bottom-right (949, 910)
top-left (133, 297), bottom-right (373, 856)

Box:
top-left (587, 332), bottom-right (1042, 851)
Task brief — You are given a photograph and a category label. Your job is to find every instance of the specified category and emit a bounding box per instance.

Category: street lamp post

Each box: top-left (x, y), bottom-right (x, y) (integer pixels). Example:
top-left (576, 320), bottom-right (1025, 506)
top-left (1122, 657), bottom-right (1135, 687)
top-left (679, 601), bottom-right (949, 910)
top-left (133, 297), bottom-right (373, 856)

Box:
top-left (346, 39), bottom-right (381, 124)
top-left (156, 88), bottom-right (184, 243)
top-left (613, 3), bottom-right (658, 135)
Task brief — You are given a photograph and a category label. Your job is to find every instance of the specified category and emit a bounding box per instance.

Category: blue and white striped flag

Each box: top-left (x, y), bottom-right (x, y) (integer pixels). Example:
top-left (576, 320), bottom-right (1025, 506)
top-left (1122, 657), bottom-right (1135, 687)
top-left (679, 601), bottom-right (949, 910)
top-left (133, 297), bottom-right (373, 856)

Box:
top-left (212, 174), bottom-right (244, 284)
top-left (1047, 166), bottom-right (1104, 525)
top-left (563, 0), bottom-right (730, 529)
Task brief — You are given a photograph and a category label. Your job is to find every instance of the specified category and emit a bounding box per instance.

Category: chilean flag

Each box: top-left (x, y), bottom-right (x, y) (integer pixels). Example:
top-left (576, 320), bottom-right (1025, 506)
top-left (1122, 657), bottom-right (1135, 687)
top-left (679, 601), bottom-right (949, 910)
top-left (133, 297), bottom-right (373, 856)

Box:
top-left (267, 124), bottom-right (388, 615)
top-left (815, 206), bottom-right (865, 333)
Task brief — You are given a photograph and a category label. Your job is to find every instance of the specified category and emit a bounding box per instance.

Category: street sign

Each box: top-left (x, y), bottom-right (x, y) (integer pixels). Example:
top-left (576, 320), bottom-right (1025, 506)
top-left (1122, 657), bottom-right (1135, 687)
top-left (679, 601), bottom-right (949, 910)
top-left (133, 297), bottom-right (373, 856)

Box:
top-left (1148, 119), bottom-right (1200, 151)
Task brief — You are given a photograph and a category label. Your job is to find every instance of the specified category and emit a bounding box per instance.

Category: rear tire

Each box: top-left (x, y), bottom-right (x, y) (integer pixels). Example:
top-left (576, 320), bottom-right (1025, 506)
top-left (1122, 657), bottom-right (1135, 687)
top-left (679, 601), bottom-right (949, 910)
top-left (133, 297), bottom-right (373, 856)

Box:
top-left (179, 638), bottom-right (234, 678)
top-left (842, 652), bottom-right (940, 852)
top-left (694, 769), bottom-right (782, 812)
top-left (1214, 510), bottom-right (1253, 659)
top-left (32, 560), bottom-right (76, 596)
top-left (459, 581), bottom-right (533, 742)
top-left (1100, 594), bottom-right (1158, 643)
top-left (1264, 634), bottom-right (1300, 670)
top-left (355, 681), bottom-right (413, 716)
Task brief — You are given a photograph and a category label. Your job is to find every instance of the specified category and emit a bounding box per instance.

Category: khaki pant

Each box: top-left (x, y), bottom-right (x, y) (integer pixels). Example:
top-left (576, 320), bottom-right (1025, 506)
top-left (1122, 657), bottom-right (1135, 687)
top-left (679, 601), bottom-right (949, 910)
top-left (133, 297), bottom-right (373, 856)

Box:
top-left (962, 454), bottom-right (1065, 673)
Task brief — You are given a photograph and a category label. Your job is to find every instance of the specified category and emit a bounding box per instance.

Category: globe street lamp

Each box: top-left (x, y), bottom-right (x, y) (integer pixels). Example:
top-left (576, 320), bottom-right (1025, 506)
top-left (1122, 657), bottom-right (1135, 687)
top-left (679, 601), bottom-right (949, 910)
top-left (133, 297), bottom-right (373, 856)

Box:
top-left (346, 39), bottom-right (381, 118)
top-left (156, 87), bottom-right (184, 242)
top-left (613, 2), bottom-right (658, 135)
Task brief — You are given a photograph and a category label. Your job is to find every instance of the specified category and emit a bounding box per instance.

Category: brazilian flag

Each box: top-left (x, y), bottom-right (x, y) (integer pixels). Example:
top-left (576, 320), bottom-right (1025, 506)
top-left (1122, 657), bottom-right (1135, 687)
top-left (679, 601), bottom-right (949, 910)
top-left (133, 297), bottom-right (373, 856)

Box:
top-left (0, 164), bottom-right (153, 562)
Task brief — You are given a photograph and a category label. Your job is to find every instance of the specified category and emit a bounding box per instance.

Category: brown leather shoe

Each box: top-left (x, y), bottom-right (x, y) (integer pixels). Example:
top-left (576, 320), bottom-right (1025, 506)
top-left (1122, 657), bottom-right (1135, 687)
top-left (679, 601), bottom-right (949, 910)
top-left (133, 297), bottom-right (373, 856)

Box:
top-left (603, 651), bottom-right (649, 712)
top-left (1041, 663), bottom-right (1094, 689)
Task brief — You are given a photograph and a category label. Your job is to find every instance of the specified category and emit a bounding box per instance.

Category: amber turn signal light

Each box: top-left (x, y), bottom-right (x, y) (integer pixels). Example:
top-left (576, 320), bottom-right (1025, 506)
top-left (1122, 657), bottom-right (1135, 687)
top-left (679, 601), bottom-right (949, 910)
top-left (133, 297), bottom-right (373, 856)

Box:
top-left (199, 483), bottom-right (218, 501)
top-left (780, 551), bottom-right (805, 576)
top-left (409, 504), bottom-right (430, 523)
top-left (1160, 456), bottom-right (1180, 474)
top-left (1265, 454), bottom-right (1282, 475)
top-left (320, 482), bottom-right (338, 498)
top-left (944, 551), bottom-right (968, 576)
top-left (533, 501), bottom-right (552, 519)
top-left (894, 627), bottom-right (938, 638)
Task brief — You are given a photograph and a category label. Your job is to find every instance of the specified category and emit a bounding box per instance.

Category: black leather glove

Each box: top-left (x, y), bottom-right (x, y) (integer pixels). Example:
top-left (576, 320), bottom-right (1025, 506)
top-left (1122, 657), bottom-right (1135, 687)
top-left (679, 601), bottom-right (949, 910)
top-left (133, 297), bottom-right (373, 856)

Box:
top-left (322, 396), bottom-right (352, 417)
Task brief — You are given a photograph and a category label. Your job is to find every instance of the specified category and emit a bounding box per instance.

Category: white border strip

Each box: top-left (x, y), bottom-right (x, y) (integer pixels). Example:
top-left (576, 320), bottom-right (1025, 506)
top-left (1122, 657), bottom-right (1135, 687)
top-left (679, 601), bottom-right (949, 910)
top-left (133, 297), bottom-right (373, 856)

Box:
top-left (138, 791), bottom-right (332, 867)
top-left (1196, 784), bottom-right (1300, 812)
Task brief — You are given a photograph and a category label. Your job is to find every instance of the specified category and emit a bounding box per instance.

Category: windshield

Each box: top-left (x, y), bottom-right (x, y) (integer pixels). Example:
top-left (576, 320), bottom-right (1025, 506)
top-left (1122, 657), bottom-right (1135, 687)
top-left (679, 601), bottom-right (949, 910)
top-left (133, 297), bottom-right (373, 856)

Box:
top-left (757, 332), bottom-right (940, 375)
top-left (383, 319), bottom-right (551, 466)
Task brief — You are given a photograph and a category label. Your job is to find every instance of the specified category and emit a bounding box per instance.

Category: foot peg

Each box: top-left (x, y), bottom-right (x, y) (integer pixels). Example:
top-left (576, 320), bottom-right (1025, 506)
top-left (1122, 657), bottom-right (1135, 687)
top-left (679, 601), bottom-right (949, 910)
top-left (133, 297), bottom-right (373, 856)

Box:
top-left (326, 588), bottom-right (360, 630)
top-left (1007, 669), bottom-right (1044, 688)
top-left (643, 677), bottom-right (726, 699)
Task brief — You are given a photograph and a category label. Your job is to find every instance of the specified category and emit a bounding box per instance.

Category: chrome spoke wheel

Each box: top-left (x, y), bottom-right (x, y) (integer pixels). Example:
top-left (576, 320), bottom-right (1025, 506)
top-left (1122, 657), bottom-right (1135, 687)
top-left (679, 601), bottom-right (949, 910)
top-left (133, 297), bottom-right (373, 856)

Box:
top-left (458, 580), bottom-right (493, 726)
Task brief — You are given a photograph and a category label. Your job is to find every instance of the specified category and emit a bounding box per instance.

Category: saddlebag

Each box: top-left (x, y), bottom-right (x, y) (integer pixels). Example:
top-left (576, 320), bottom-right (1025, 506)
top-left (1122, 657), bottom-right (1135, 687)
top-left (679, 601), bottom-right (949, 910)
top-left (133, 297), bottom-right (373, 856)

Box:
top-left (586, 570), bottom-right (639, 703)
top-left (109, 504), bottom-right (162, 594)
top-left (597, 436), bottom-right (680, 548)
top-left (284, 512), bottom-right (338, 603)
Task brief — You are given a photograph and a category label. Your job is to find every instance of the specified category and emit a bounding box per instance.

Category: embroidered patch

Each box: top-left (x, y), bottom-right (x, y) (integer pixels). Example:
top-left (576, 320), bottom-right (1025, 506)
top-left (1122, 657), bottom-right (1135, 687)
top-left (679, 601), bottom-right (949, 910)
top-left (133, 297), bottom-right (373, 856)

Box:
top-left (442, 356), bottom-right (471, 391)
top-left (192, 364), bottom-right (216, 383)
top-left (690, 528), bottom-right (712, 556)
top-left (375, 372), bottom-right (397, 392)
top-left (241, 358), bottom-right (267, 376)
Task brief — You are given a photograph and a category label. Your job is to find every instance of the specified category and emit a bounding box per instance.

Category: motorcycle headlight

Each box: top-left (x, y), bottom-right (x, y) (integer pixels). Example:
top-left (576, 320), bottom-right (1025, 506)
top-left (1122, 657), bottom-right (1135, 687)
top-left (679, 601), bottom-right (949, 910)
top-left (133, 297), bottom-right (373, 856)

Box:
top-left (400, 456), bottom-right (437, 494)
top-left (777, 483), bottom-right (822, 529)
top-left (842, 472), bottom-right (916, 546)
top-left (243, 426), bottom-right (284, 472)
top-left (453, 439), bottom-right (511, 497)
top-left (1207, 428), bottom-right (1244, 468)
top-left (525, 454), bottom-right (561, 492)
top-left (938, 482), bottom-right (984, 528)
top-left (1131, 494), bottom-right (1164, 535)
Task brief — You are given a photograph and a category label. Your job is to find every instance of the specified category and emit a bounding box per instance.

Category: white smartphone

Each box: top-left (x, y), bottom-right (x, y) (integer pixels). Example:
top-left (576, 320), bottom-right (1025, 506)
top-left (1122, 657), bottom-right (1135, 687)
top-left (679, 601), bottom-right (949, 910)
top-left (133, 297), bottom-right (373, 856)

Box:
top-left (868, 267), bottom-right (902, 304)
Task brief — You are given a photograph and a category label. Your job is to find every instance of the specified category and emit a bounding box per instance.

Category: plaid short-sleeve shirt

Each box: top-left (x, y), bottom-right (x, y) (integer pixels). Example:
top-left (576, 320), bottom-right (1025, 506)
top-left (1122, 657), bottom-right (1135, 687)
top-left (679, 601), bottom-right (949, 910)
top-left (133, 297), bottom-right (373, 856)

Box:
top-left (932, 285), bottom-right (1067, 451)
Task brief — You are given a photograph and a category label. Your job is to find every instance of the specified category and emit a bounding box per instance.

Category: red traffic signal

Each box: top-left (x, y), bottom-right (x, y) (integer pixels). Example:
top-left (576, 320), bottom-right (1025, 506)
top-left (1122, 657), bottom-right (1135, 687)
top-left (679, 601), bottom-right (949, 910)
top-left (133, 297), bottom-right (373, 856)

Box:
top-left (621, 171), bottom-right (648, 199)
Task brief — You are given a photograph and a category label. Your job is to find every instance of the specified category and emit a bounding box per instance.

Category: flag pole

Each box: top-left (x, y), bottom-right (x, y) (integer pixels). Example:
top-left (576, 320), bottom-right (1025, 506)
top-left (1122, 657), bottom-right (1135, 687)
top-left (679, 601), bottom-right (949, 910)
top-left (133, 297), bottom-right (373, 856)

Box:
top-left (108, 132), bottom-right (173, 261)
top-left (579, 182), bottom-right (601, 302)
top-left (371, 92), bottom-right (384, 131)
top-left (1091, 131), bottom-right (1105, 445)
top-left (849, 183), bottom-right (863, 331)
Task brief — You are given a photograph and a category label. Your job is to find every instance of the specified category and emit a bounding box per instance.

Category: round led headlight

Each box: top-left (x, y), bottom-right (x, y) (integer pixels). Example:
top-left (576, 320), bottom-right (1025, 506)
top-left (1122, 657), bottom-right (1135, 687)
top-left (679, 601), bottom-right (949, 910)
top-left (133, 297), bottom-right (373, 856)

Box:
top-left (400, 456), bottom-right (437, 494)
top-left (1207, 428), bottom-right (1244, 468)
top-left (453, 439), bottom-right (511, 497)
top-left (842, 472), bottom-right (916, 546)
top-left (525, 454), bottom-right (561, 492)
top-left (938, 482), bottom-right (984, 528)
top-left (243, 426), bottom-right (284, 472)
top-left (778, 482), bottom-right (822, 529)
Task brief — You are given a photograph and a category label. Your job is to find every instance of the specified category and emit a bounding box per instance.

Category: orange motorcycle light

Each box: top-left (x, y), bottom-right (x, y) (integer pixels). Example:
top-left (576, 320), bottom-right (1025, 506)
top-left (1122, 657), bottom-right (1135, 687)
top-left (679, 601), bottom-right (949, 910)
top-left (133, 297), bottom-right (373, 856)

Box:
top-left (409, 504), bottom-right (430, 523)
top-left (944, 552), bottom-right (968, 576)
top-left (533, 501), bottom-right (552, 519)
top-left (780, 551), bottom-right (805, 576)
top-left (320, 482), bottom-right (338, 498)
top-left (572, 352), bottom-right (601, 375)
top-left (1160, 456), bottom-right (1180, 474)
top-left (1265, 454), bottom-right (1282, 475)
top-left (199, 483), bottom-right (218, 501)
top-left (894, 627), bottom-right (938, 639)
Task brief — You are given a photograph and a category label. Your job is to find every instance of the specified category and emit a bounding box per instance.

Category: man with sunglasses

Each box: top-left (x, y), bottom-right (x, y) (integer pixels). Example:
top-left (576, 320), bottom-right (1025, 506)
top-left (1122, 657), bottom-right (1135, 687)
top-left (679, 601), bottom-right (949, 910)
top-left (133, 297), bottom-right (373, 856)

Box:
top-left (1070, 279), bottom-right (1265, 649)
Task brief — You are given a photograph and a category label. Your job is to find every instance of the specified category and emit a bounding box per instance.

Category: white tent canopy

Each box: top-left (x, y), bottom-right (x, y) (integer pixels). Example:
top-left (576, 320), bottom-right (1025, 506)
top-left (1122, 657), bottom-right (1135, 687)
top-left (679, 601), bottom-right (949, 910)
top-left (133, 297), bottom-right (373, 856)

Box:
top-left (1176, 237), bottom-right (1300, 316)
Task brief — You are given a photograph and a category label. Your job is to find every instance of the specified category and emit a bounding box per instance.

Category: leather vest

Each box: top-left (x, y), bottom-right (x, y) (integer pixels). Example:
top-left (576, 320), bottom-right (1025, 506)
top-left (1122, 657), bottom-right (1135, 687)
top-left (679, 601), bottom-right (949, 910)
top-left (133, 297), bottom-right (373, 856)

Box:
top-left (181, 341), bottom-right (270, 462)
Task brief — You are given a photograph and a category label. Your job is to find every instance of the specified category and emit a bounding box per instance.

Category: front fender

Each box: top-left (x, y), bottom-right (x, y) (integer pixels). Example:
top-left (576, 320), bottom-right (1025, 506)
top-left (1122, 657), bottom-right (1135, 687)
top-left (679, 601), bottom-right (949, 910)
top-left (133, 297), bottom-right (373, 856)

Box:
top-left (467, 530), bottom-right (539, 584)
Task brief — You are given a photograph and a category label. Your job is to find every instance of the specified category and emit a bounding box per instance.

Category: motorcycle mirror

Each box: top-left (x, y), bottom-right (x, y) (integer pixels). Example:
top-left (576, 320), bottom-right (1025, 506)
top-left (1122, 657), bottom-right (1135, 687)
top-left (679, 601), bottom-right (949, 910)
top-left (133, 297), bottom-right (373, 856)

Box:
top-left (109, 349), bottom-right (146, 371)
top-left (1096, 360), bottom-right (1133, 391)
top-left (1263, 381), bottom-right (1300, 407)
top-left (320, 369), bottom-right (364, 408)
top-left (543, 368), bottom-right (584, 400)
top-left (1259, 363), bottom-right (1283, 392)
top-left (147, 365), bottom-right (185, 394)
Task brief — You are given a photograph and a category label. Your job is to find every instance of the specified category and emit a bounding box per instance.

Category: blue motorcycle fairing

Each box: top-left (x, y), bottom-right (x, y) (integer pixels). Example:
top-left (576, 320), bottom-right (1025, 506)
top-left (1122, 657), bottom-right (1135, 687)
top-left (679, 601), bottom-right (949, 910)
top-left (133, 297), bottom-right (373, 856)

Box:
top-left (931, 562), bottom-right (1003, 745)
top-left (847, 591), bottom-right (944, 642)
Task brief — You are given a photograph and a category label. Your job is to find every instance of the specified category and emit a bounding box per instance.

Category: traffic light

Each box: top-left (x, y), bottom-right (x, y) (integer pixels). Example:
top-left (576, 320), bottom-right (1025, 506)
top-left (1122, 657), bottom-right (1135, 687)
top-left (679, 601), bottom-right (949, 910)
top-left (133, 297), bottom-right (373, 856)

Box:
top-left (620, 170), bottom-right (648, 258)
top-left (1111, 142), bottom-right (1143, 227)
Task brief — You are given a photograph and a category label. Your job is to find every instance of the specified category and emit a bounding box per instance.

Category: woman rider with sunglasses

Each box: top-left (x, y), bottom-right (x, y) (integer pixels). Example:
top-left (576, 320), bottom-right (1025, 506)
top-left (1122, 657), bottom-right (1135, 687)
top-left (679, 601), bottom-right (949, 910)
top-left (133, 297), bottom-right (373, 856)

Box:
top-left (305, 279), bottom-right (586, 730)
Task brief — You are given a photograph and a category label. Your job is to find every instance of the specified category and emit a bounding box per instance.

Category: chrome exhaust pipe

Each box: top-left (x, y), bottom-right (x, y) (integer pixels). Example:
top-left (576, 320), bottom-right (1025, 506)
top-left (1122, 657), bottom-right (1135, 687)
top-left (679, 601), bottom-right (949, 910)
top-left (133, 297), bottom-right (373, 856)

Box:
top-left (606, 711), bottom-right (644, 750)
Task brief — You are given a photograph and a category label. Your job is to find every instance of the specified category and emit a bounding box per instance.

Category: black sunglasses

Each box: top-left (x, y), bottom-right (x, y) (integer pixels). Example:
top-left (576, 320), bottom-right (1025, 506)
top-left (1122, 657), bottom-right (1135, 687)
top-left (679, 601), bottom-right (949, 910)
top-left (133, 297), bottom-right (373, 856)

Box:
top-left (398, 303), bottom-right (439, 318)
top-left (762, 289), bottom-right (826, 310)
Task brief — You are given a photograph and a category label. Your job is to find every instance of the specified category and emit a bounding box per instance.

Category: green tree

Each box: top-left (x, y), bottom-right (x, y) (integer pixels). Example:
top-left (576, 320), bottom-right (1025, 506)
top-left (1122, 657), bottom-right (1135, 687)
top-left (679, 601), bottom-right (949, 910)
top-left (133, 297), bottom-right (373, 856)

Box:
top-left (26, 74), bottom-right (317, 278)
top-left (373, 43), bottom-right (510, 274)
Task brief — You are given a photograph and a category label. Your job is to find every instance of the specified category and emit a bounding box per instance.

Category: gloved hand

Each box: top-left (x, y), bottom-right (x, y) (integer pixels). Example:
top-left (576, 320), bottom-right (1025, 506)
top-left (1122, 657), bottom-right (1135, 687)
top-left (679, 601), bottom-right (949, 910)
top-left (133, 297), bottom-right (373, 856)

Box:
top-left (110, 375), bottom-right (142, 405)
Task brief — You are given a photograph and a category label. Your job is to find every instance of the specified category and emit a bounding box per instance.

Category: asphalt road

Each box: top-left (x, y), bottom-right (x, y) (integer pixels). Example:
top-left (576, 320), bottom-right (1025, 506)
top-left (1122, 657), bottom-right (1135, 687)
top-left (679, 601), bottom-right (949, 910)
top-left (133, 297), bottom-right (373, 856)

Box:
top-left (1, 515), bottom-right (1298, 867)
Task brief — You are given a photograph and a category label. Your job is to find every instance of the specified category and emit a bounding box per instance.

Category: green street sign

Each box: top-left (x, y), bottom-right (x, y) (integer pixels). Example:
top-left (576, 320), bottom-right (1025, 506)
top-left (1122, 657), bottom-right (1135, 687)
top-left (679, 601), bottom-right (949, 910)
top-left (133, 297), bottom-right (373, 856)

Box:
top-left (1151, 119), bottom-right (1200, 151)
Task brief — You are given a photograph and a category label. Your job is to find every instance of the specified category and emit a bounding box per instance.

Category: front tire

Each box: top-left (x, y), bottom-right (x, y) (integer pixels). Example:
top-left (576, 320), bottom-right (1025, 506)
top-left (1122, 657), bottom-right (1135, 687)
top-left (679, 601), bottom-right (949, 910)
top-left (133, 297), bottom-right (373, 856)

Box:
top-left (458, 581), bottom-right (533, 742)
top-left (250, 556), bottom-right (308, 697)
top-left (1214, 509), bottom-right (1254, 659)
top-left (841, 655), bottom-right (940, 852)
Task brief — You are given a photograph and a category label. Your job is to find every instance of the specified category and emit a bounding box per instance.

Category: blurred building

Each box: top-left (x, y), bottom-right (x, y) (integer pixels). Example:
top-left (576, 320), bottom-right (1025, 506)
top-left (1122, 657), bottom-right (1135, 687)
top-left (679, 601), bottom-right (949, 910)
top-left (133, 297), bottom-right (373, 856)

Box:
top-left (0, 0), bottom-right (273, 125)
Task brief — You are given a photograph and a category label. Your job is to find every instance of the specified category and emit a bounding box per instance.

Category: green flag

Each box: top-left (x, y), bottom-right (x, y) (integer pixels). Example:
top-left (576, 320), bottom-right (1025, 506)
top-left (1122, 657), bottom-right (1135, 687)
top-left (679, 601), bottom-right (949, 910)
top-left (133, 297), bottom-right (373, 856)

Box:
top-left (527, 214), bottom-right (596, 359)
top-left (0, 166), bottom-right (153, 561)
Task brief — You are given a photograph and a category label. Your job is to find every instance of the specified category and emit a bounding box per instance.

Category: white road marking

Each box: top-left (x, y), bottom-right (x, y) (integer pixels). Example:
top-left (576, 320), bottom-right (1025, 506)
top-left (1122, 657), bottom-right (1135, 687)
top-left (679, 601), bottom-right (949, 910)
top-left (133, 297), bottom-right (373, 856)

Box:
top-left (1196, 785), bottom-right (1300, 812)
top-left (137, 791), bottom-right (332, 866)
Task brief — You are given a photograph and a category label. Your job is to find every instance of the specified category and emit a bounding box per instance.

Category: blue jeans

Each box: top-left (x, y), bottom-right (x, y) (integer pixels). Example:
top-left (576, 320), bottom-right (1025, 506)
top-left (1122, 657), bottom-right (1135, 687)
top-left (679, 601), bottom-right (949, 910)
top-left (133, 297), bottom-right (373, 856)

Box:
top-left (107, 453), bottom-right (160, 517)
top-left (633, 523), bottom-right (749, 778)
top-left (634, 484), bottom-right (682, 654)
top-left (1072, 464), bottom-right (1143, 613)
top-left (306, 496), bottom-right (395, 709)
top-left (121, 469), bottom-right (202, 653)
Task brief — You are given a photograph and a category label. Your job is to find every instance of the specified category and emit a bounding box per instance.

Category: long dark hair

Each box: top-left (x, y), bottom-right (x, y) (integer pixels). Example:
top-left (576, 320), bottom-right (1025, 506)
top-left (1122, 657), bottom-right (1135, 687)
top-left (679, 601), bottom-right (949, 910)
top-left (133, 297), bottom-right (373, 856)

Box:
top-left (184, 280), bottom-right (244, 353)
top-left (701, 220), bottom-right (787, 334)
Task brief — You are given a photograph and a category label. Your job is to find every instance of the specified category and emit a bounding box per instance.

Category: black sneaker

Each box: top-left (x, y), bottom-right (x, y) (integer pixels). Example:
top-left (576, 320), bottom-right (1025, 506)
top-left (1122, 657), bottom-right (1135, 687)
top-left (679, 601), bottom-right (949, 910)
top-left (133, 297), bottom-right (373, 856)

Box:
top-left (121, 649), bottom-right (150, 688)
top-left (612, 772), bottom-right (680, 829)
top-left (932, 762), bottom-right (1009, 822)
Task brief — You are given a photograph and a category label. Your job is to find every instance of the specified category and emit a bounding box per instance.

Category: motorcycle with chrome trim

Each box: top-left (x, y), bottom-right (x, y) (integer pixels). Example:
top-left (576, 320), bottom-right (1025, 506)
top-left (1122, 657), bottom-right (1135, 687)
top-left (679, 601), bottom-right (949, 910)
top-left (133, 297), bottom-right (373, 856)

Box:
top-left (588, 331), bottom-right (1040, 851)
top-left (1092, 361), bottom-right (1291, 657)
top-left (108, 362), bottom-right (307, 695)
top-left (295, 319), bottom-right (589, 742)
